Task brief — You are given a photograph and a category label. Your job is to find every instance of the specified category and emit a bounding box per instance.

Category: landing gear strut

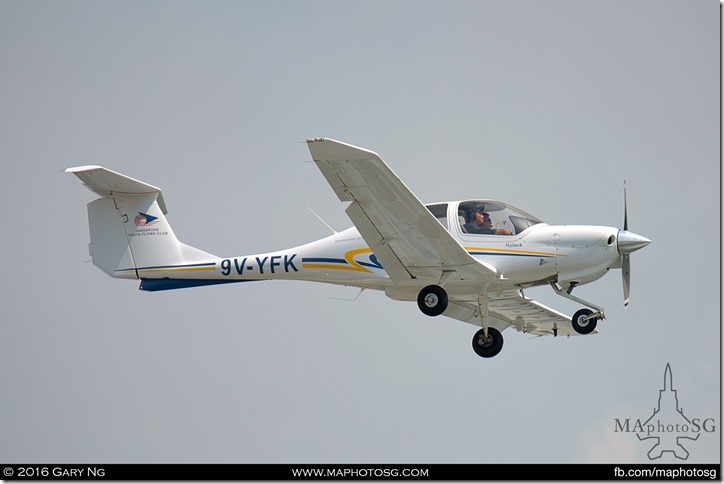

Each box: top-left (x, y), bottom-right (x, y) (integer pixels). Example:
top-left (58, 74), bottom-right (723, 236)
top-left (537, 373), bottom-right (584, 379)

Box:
top-left (417, 285), bottom-right (448, 316)
top-left (549, 281), bottom-right (604, 335)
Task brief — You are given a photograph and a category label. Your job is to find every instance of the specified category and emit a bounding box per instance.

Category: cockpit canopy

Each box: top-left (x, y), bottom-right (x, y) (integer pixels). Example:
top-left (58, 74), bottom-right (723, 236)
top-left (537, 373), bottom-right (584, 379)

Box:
top-left (424, 200), bottom-right (544, 236)
top-left (457, 200), bottom-right (543, 235)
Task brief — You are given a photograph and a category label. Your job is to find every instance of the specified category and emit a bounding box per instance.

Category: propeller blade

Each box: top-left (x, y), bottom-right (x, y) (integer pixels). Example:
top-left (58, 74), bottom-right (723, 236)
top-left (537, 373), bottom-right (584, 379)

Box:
top-left (622, 254), bottom-right (631, 308)
top-left (623, 180), bottom-right (628, 231)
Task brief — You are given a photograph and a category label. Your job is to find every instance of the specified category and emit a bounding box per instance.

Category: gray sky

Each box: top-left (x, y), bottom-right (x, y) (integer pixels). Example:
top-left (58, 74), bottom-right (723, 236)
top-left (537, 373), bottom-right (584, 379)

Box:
top-left (1, 0), bottom-right (719, 465)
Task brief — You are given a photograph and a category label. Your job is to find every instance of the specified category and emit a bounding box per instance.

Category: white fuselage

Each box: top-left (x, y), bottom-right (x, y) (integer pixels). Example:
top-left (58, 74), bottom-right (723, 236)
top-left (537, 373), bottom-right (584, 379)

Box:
top-left (134, 201), bottom-right (623, 299)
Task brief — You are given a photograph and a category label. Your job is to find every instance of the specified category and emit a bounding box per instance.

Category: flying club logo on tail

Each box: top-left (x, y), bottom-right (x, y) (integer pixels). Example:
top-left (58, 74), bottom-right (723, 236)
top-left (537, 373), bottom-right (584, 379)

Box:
top-left (134, 212), bottom-right (159, 227)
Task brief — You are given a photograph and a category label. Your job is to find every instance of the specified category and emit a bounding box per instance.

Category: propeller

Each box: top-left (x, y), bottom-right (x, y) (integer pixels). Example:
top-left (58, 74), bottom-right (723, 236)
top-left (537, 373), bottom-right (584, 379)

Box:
top-left (617, 181), bottom-right (651, 307)
top-left (622, 181), bottom-right (630, 307)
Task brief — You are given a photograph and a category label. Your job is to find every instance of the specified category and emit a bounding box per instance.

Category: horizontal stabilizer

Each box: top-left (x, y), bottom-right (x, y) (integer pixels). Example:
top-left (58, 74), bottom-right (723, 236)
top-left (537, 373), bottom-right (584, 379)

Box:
top-left (66, 165), bottom-right (167, 214)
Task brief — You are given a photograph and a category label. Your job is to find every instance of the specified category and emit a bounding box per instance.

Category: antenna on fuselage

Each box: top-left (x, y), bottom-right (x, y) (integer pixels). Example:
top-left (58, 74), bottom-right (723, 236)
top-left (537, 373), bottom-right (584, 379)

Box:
top-left (330, 287), bottom-right (366, 301)
top-left (307, 207), bottom-right (338, 234)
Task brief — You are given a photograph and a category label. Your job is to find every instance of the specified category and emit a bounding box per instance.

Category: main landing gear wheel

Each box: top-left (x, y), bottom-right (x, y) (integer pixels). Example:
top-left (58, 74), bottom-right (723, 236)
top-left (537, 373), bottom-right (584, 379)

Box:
top-left (572, 309), bottom-right (597, 334)
top-left (472, 327), bottom-right (504, 358)
top-left (417, 285), bottom-right (448, 316)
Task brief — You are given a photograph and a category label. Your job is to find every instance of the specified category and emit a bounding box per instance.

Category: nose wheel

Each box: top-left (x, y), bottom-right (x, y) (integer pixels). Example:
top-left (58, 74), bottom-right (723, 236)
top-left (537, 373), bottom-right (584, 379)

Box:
top-left (571, 308), bottom-right (599, 334)
top-left (417, 285), bottom-right (448, 316)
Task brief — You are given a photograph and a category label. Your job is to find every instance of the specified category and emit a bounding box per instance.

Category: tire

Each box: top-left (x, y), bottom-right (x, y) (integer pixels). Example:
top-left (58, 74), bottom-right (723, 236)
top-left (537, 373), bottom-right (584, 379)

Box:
top-left (572, 308), bottom-right (597, 334)
top-left (472, 327), bottom-right (504, 358)
top-left (416, 285), bottom-right (448, 316)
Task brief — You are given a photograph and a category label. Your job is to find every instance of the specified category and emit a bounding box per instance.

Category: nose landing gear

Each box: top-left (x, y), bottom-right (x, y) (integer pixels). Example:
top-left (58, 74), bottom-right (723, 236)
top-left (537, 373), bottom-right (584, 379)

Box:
top-left (549, 282), bottom-right (604, 334)
top-left (571, 308), bottom-right (598, 334)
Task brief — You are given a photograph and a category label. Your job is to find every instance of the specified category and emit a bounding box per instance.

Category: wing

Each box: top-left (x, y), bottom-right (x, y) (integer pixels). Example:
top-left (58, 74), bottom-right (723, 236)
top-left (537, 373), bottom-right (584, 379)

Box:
top-left (443, 290), bottom-right (593, 337)
top-left (306, 138), bottom-right (497, 284)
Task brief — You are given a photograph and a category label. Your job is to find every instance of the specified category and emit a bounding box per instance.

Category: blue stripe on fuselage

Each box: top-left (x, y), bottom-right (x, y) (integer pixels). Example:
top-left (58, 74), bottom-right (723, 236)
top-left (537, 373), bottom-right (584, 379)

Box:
top-left (139, 279), bottom-right (256, 292)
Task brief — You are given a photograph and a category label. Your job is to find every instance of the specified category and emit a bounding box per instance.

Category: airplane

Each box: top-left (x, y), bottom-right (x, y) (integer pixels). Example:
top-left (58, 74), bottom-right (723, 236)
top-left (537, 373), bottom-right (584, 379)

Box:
top-left (66, 137), bottom-right (651, 358)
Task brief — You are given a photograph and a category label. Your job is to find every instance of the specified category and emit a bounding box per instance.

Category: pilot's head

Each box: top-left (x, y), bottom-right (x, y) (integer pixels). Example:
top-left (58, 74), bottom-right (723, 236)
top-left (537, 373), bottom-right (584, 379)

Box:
top-left (467, 205), bottom-right (485, 223)
top-left (480, 211), bottom-right (492, 227)
top-left (469, 208), bottom-right (492, 227)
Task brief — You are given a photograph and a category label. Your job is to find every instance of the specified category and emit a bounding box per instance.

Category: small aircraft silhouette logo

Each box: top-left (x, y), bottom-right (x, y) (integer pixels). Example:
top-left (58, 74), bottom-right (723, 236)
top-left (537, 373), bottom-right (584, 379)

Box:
top-left (134, 212), bottom-right (159, 227)
top-left (636, 364), bottom-right (700, 460)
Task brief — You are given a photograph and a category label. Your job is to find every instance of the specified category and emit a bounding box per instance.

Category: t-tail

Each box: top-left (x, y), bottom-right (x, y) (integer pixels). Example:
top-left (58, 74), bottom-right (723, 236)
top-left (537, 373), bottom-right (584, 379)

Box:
top-left (66, 166), bottom-right (230, 291)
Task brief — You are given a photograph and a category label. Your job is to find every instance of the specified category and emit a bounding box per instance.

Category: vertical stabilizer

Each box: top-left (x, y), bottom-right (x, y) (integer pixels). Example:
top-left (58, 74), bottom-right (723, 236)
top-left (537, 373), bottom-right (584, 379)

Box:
top-left (67, 166), bottom-right (215, 279)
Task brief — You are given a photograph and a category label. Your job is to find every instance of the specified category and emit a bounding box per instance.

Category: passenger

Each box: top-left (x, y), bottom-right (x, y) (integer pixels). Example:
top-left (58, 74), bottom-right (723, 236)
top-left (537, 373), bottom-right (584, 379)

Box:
top-left (464, 208), bottom-right (512, 235)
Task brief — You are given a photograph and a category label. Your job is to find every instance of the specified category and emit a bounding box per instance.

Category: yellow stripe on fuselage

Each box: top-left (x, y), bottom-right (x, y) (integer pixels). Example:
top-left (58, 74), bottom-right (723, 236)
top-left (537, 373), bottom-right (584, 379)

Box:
top-left (464, 246), bottom-right (565, 257)
top-left (302, 248), bottom-right (376, 273)
top-left (302, 263), bottom-right (370, 272)
top-left (344, 248), bottom-right (374, 273)
top-left (136, 265), bottom-right (216, 274)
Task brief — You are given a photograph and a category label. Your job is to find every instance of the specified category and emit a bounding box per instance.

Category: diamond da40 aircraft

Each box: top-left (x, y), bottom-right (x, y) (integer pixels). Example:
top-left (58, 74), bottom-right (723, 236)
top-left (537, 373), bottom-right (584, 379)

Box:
top-left (67, 138), bottom-right (651, 358)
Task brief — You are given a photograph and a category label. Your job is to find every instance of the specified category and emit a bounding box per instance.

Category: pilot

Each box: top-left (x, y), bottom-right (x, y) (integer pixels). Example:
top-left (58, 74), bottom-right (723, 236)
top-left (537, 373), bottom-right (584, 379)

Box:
top-left (464, 207), bottom-right (512, 235)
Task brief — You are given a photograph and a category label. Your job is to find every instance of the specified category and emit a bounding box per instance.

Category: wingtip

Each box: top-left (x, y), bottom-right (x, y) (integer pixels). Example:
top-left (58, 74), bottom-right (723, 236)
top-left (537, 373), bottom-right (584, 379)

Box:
top-left (65, 165), bottom-right (104, 174)
top-left (305, 137), bottom-right (326, 144)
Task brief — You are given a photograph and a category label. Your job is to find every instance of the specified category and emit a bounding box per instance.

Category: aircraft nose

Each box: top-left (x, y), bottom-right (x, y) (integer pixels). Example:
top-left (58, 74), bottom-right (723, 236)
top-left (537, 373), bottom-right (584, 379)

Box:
top-left (617, 230), bottom-right (652, 255)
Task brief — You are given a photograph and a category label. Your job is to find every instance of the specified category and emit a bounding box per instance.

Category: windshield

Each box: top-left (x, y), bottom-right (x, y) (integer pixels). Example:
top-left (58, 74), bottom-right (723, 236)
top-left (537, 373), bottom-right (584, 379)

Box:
top-left (457, 200), bottom-right (543, 236)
